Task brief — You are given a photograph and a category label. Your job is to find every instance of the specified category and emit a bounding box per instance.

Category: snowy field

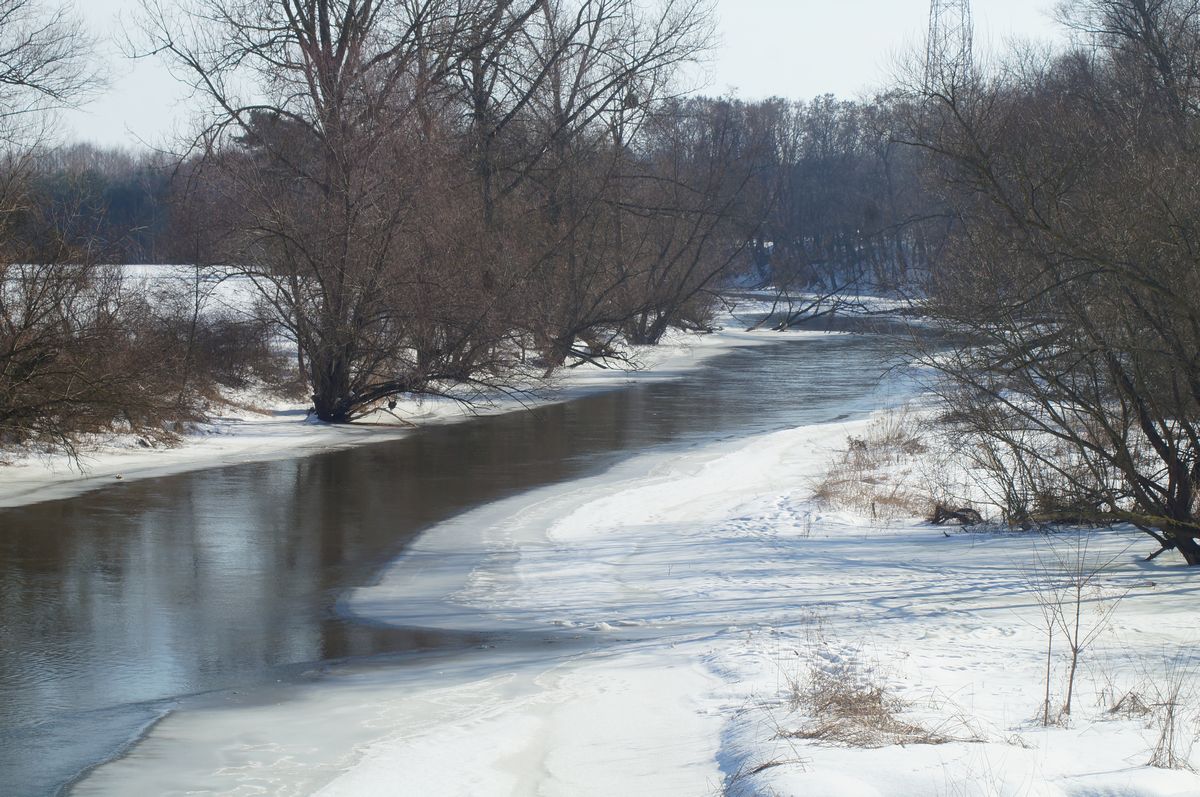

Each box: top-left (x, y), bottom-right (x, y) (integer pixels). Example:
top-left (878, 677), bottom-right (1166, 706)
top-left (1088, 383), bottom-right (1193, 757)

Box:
top-left (77, 408), bottom-right (1200, 796)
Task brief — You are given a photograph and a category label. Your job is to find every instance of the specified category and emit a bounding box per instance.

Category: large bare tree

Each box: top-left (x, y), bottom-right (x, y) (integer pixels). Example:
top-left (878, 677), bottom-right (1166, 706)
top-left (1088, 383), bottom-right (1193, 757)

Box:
top-left (136, 0), bottom-right (490, 421)
top-left (139, 0), bottom-right (728, 419)
top-left (911, 0), bottom-right (1200, 564)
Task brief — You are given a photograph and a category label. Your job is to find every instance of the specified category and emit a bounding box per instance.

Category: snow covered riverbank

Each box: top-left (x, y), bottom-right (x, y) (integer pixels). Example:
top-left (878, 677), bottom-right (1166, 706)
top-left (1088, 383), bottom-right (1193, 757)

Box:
top-left (78, 406), bottom-right (1200, 796)
top-left (0, 322), bottom-right (777, 510)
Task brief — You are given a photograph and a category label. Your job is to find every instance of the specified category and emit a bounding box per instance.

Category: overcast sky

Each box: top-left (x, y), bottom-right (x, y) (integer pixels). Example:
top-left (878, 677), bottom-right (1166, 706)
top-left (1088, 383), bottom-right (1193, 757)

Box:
top-left (61, 0), bottom-right (1064, 148)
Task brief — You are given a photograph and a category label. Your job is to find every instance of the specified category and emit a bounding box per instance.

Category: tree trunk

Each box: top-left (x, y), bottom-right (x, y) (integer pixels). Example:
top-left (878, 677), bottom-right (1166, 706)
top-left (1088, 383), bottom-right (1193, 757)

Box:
top-left (1174, 534), bottom-right (1200, 565)
top-left (311, 354), bottom-right (352, 423)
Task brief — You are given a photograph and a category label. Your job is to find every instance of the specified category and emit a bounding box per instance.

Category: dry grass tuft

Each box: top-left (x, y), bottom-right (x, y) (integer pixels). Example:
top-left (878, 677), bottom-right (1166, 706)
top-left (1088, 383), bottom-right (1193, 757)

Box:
top-left (1098, 656), bottom-right (1198, 770)
top-left (810, 408), bottom-right (939, 522)
top-left (780, 648), bottom-right (977, 749)
top-left (787, 662), bottom-right (943, 747)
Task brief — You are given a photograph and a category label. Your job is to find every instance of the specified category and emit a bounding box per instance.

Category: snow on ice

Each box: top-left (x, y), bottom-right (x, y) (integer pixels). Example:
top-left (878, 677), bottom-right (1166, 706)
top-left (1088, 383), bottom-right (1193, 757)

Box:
top-left (76, 408), bottom-right (1200, 796)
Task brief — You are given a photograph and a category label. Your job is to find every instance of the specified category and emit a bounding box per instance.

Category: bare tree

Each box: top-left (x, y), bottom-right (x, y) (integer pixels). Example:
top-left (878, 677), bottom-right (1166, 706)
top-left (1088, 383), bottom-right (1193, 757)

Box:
top-left (908, 0), bottom-right (1200, 564)
top-left (135, 0), bottom-right (488, 421)
top-left (138, 0), bottom-right (725, 419)
top-left (619, 97), bottom-right (765, 345)
top-left (0, 0), bottom-right (99, 142)
top-left (490, 0), bottom-right (719, 366)
top-left (1024, 533), bottom-right (1127, 725)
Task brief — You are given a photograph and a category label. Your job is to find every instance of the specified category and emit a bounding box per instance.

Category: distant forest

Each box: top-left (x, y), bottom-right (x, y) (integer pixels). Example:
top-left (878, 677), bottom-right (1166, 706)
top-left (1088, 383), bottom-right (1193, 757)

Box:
top-left (27, 144), bottom-right (173, 264)
top-left (33, 94), bottom-right (940, 291)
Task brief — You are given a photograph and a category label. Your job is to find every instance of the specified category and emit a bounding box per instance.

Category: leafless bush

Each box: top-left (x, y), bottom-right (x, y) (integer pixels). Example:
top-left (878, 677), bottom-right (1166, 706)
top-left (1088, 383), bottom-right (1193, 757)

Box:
top-left (147, 304), bottom-right (295, 399)
top-left (1145, 655), bottom-right (1199, 770)
top-left (945, 415), bottom-right (1122, 531)
top-left (0, 256), bottom-right (292, 461)
top-left (1107, 688), bottom-right (1153, 719)
top-left (0, 259), bottom-right (199, 455)
top-left (193, 316), bottom-right (291, 391)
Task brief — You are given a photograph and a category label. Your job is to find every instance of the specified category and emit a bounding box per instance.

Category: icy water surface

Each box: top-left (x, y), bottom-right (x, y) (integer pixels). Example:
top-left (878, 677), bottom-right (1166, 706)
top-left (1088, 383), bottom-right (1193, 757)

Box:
top-left (0, 327), bottom-right (915, 795)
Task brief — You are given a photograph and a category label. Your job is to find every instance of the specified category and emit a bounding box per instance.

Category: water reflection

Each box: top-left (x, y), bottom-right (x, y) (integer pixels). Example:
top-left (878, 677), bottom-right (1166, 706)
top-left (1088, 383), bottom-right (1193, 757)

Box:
top-left (0, 332), bottom-right (914, 795)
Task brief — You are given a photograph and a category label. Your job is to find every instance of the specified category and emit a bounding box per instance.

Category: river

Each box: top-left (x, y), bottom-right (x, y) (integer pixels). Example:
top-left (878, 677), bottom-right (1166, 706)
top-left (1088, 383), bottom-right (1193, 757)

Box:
top-left (0, 329), bottom-right (914, 795)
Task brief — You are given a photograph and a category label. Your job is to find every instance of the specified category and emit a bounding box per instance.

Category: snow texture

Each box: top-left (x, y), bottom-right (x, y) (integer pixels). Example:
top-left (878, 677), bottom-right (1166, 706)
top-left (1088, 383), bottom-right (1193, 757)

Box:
top-left (76, 409), bottom-right (1200, 796)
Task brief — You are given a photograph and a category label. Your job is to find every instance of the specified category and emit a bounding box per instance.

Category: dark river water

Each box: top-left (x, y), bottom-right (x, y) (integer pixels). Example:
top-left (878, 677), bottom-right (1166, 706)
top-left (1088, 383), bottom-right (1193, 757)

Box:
top-left (0, 329), bottom-right (916, 796)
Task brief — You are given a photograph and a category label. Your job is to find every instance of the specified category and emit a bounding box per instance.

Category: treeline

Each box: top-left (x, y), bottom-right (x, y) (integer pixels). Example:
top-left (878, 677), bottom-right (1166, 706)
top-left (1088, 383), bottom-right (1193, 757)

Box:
top-left (25, 95), bottom-right (943, 292)
top-left (24, 144), bottom-right (174, 264)
top-left (748, 93), bottom-right (941, 295)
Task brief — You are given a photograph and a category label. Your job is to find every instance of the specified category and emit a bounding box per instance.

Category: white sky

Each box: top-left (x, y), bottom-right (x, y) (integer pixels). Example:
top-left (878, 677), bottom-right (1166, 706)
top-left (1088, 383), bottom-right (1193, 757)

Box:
top-left (61, 0), bottom-right (1064, 149)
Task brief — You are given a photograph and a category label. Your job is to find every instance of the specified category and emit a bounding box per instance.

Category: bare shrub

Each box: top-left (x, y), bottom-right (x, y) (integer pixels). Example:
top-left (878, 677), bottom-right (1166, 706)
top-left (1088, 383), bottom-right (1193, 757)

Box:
top-left (150, 307), bottom-right (295, 399)
top-left (1145, 655), bottom-right (1199, 770)
top-left (1108, 689), bottom-right (1153, 720)
top-left (0, 260), bottom-right (204, 456)
top-left (0, 256), bottom-right (296, 461)
top-left (947, 420), bottom-right (1118, 531)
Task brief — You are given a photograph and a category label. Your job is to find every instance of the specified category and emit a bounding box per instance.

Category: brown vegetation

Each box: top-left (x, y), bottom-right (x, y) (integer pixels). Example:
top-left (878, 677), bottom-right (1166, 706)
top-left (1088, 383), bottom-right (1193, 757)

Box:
top-left (810, 409), bottom-right (938, 522)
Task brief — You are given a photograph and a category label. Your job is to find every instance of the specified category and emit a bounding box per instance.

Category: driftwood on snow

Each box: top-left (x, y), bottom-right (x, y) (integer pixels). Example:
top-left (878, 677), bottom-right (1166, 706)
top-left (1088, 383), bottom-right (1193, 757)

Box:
top-left (929, 505), bottom-right (983, 526)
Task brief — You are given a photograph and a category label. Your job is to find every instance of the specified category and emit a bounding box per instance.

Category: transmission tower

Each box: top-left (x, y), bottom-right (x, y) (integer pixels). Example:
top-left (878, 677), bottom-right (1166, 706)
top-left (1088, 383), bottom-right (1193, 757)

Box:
top-left (924, 0), bottom-right (973, 95)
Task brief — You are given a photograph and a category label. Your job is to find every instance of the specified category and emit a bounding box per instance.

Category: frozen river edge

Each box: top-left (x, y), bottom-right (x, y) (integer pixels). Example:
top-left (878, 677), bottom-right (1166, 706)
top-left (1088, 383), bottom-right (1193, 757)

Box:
top-left (0, 322), bottom-right (787, 510)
